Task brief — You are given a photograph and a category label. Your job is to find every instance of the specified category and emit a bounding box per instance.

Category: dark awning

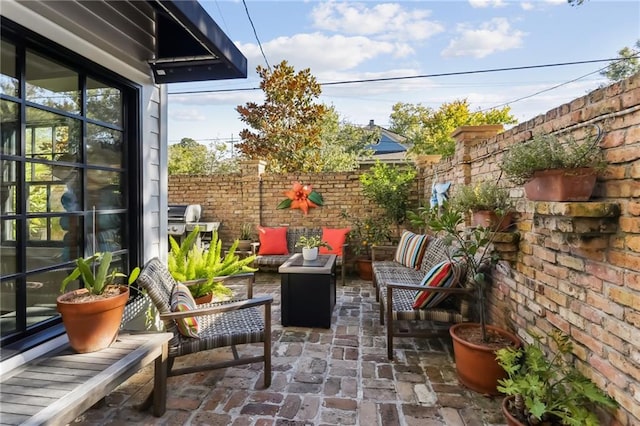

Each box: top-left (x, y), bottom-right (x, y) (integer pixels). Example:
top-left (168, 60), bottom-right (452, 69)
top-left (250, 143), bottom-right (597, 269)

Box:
top-left (148, 0), bottom-right (247, 84)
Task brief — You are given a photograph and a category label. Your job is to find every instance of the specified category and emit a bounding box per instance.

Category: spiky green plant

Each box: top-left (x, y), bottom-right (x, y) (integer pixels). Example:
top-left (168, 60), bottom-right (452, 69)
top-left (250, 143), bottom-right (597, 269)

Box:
top-left (168, 226), bottom-right (257, 298)
top-left (60, 252), bottom-right (140, 296)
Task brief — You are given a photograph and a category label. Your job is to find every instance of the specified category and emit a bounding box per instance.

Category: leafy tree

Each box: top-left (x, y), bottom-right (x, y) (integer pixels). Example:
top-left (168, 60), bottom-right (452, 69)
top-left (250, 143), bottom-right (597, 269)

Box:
top-left (600, 40), bottom-right (640, 84)
top-left (317, 107), bottom-right (378, 171)
top-left (168, 138), bottom-right (210, 175)
top-left (236, 60), bottom-right (328, 172)
top-left (389, 99), bottom-right (516, 157)
top-left (168, 138), bottom-right (241, 175)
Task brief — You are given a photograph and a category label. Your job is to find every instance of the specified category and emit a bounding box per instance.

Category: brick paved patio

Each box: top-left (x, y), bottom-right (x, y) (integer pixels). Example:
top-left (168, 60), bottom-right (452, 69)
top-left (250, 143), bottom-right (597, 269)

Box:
top-left (74, 272), bottom-right (506, 426)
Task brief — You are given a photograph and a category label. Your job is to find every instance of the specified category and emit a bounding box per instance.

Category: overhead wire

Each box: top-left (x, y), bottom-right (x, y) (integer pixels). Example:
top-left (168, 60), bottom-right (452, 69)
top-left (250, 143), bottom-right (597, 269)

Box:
top-left (168, 57), bottom-right (635, 95)
top-left (242, 0), bottom-right (270, 70)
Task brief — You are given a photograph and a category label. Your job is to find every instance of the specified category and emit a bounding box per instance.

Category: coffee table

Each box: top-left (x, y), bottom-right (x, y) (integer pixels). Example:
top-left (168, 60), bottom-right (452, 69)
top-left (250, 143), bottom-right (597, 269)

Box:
top-left (278, 254), bottom-right (337, 328)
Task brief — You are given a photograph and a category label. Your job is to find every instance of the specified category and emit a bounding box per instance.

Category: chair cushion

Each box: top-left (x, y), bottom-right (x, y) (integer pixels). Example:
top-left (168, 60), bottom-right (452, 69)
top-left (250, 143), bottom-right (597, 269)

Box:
top-left (412, 260), bottom-right (463, 309)
top-left (257, 226), bottom-right (289, 255)
top-left (319, 227), bottom-right (350, 256)
top-left (170, 283), bottom-right (200, 338)
top-left (394, 230), bottom-right (429, 269)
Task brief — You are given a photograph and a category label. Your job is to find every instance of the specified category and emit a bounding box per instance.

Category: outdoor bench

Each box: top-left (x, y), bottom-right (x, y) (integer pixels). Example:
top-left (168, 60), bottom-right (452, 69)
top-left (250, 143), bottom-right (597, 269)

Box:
top-left (251, 227), bottom-right (348, 285)
top-left (0, 293), bottom-right (173, 426)
top-left (372, 235), bottom-right (475, 359)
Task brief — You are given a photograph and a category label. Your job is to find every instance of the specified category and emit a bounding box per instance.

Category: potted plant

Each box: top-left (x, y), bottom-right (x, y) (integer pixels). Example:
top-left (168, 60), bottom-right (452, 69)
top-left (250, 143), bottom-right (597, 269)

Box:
top-left (496, 329), bottom-right (618, 426)
top-left (295, 235), bottom-right (332, 261)
top-left (168, 225), bottom-right (257, 303)
top-left (450, 181), bottom-right (514, 231)
top-left (410, 202), bottom-right (520, 395)
top-left (360, 161), bottom-right (416, 238)
top-left (57, 252), bottom-right (140, 353)
top-left (500, 129), bottom-right (605, 201)
top-left (238, 223), bottom-right (254, 251)
top-left (342, 211), bottom-right (392, 280)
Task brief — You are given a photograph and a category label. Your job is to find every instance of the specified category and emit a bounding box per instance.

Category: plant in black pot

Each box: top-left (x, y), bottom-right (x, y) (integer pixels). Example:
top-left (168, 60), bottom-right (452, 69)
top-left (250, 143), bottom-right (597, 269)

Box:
top-left (57, 252), bottom-right (140, 353)
top-left (500, 128), bottom-right (605, 201)
top-left (409, 202), bottom-right (521, 395)
top-left (496, 329), bottom-right (618, 426)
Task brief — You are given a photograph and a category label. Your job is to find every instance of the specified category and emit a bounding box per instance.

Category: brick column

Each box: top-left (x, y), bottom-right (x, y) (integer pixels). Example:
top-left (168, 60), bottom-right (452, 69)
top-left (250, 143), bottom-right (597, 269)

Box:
top-left (451, 125), bottom-right (503, 184)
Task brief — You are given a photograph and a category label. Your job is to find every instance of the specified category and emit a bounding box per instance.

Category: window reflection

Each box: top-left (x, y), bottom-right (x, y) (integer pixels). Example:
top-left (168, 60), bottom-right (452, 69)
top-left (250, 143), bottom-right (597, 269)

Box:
top-left (1, 100), bottom-right (19, 155)
top-left (1, 219), bottom-right (17, 275)
top-left (0, 279), bottom-right (17, 336)
top-left (87, 78), bottom-right (122, 126)
top-left (26, 270), bottom-right (65, 325)
top-left (1, 159), bottom-right (17, 215)
top-left (0, 40), bottom-right (18, 97)
top-left (26, 107), bottom-right (80, 160)
top-left (26, 50), bottom-right (79, 114)
top-left (87, 124), bottom-right (123, 168)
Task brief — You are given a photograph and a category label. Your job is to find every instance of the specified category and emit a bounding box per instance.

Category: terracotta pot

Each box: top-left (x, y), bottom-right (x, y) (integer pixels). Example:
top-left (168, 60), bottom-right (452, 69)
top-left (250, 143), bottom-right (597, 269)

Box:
top-left (194, 293), bottom-right (213, 304)
top-left (56, 285), bottom-right (129, 353)
top-left (471, 210), bottom-right (514, 232)
top-left (502, 395), bottom-right (525, 426)
top-left (449, 323), bottom-right (521, 395)
top-left (237, 240), bottom-right (252, 251)
top-left (523, 168), bottom-right (597, 201)
top-left (356, 258), bottom-right (373, 281)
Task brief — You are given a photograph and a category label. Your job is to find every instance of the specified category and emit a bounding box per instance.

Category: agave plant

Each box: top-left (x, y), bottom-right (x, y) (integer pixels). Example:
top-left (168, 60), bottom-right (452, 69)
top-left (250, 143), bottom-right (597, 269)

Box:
top-left (60, 252), bottom-right (140, 296)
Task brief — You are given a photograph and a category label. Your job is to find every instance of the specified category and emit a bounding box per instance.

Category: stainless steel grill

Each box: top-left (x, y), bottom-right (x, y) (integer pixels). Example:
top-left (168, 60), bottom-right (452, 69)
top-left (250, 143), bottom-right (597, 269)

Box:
top-left (168, 204), bottom-right (220, 247)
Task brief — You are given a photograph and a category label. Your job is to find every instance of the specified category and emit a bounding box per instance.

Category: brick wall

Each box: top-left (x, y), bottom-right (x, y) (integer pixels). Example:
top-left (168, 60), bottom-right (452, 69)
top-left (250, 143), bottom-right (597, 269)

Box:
top-left (419, 72), bottom-right (640, 425)
top-left (168, 161), bottom-right (417, 247)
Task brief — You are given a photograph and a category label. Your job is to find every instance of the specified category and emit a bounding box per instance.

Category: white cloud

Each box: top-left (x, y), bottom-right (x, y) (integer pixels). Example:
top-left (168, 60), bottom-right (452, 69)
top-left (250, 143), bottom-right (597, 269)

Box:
top-left (170, 108), bottom-right (207, 122)
top-left (237, 33), bottom-right (410, 74)
top-left (310, 1), bottom-right (444, 42)
top-left (469, 0), bottom-right (507, 8)
top-left (441, 18), bottom-right (526, 58)
top-left (520, 2), bottom-right (534, 11)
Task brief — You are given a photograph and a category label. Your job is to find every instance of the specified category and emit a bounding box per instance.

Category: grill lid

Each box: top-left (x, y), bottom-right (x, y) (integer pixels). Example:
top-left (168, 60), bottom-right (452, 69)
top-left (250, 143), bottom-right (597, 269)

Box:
top-left (168, 204), bottom-right (201, 223)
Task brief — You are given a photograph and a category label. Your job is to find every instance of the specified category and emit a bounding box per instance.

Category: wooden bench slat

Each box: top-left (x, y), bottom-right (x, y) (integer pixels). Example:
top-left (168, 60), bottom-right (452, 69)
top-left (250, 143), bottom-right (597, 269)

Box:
top-left (0, 400), bottom-right (44, 416)
top-left (0, 412), bottom-right (30, 425)
top-left (37, 359), bottom-right (108, 371)
top-left (2, 377), bottom-right (79, 391)
top-left (7, 371), bottom-right (86, 385)
top-left (0, 384), bottom-right (68, 400)
top-left (20, 365), bottom-right (97, 378)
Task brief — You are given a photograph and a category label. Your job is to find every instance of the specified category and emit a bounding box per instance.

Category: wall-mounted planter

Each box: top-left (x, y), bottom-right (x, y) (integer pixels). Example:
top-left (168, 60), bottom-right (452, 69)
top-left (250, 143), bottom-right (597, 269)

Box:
top-left (523, 168), bottom-right (597, 202)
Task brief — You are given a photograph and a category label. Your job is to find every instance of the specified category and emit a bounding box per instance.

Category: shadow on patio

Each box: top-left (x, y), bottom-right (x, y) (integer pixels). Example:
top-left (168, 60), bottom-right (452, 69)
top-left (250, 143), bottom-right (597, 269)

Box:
top-left (74, 273), bottom-right (506, 426)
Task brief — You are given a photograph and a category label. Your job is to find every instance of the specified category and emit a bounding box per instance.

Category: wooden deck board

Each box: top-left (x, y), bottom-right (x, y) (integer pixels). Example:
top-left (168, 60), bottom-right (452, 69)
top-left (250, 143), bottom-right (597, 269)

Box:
top-left (0, 332), bottom-right (172, 426)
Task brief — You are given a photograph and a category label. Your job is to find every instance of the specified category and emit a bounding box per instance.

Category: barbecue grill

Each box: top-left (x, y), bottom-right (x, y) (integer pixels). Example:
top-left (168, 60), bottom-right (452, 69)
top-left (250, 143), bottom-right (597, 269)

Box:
top-left (168, 204), bottom-right (220, 247)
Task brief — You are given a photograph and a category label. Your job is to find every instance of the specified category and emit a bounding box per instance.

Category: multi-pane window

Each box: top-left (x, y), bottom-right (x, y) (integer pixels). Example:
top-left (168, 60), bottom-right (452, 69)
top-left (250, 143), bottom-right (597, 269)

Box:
top-left (0, 34), bottom-right (135, 346)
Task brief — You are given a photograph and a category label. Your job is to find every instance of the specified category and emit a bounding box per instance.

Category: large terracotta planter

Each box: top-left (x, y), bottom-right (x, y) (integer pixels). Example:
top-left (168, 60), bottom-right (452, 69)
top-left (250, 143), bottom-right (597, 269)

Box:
top-left (523, 168), bottom-right (597, 201)
top-left (56, 285), bottom-right (129, 353)
top-left (450, 323), bottom-right (521, 395)
top-left (356, 258), bottom-right (373, 280)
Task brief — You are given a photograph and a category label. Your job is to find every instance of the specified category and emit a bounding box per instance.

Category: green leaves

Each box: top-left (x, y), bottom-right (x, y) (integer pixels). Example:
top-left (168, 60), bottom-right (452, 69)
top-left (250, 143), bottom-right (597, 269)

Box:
top-left (496, 330), bottom-right (618, 425)
top-left (60, 252), bottom-right (138, 296)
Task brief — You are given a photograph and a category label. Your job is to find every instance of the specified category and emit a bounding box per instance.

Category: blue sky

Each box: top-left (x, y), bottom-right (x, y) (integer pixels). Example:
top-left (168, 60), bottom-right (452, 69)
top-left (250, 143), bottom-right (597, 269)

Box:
top-left (167, 0), bottom-right (640, 146)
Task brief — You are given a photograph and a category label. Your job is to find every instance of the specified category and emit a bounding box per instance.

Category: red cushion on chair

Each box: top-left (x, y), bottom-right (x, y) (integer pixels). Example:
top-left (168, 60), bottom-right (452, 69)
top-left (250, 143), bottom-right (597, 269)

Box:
top-left (319, 228), bottom-right (350, 256)
top-left (257, 226), bottom-right (289, 255)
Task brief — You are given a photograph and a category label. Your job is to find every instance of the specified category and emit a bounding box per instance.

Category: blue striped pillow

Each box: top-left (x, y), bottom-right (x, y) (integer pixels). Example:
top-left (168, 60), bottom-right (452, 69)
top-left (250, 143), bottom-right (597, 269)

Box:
top-left (170, 283), bottom-right (200, 338)
top-left (394, 231), bottom-right (429, 269)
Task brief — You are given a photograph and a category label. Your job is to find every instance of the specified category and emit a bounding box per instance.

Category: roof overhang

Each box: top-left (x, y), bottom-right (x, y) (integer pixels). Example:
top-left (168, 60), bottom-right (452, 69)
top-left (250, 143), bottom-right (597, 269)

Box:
top-left (148, 0), bottom-right (247, 84)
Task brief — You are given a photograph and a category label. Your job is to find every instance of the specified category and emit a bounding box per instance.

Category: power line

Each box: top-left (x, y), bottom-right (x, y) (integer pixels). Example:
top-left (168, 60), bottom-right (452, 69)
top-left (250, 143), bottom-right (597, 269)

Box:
top-left (168, 57), bottom-right (634, 95)
top-left (479, 54), bottom-right (637, 112)
top-left (242, 0), bottom-right (270, 70)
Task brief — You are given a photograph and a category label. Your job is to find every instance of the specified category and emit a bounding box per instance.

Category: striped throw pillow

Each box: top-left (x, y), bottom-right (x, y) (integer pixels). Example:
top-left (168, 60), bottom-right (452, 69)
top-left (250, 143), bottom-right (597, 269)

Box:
top-left (170, 283), bottom-right (200, 338)
top-left (412, 260), bottom-right (463, 309)
top-left (394, 231), bottom-right (429, 269)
